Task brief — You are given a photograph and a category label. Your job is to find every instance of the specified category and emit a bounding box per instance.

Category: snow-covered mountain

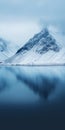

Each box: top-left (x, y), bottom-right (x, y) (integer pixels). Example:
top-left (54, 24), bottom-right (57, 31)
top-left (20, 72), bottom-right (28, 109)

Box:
top-left (0, 38), bottom-right (19, 62)
top-left (4, 27), bottom-right (65, 65)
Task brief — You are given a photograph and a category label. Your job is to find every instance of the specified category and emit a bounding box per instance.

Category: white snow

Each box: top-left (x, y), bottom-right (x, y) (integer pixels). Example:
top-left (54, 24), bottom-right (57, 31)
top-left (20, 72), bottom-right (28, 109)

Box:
top-left (1, 26), bottom-right (65, 65)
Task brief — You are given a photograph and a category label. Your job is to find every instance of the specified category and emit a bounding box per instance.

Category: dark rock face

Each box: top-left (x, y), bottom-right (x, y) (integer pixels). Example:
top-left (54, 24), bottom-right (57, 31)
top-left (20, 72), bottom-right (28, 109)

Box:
top-left (16, 28), bottom-right (60, 55)
top-left (36, 35), bottom-right (60, 54)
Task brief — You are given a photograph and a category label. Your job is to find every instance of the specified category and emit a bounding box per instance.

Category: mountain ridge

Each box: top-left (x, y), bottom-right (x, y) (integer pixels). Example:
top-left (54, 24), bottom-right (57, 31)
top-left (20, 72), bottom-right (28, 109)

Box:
top-left (4, 27), bottom-right (65, 65)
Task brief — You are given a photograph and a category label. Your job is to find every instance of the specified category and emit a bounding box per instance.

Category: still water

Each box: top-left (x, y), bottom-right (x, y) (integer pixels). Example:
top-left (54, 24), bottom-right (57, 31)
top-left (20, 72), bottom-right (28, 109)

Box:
top-left (0, 66), bottom-right (65, 104)
top-left (0, 66), bottom-right (65, 128)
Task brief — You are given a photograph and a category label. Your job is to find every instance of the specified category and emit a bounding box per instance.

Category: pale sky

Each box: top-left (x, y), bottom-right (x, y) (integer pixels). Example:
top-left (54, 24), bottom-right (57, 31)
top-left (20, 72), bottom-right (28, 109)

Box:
top-left (0, 0), bottom-right (65, 21)
top-left (0, 0), bottom-right (65, 44)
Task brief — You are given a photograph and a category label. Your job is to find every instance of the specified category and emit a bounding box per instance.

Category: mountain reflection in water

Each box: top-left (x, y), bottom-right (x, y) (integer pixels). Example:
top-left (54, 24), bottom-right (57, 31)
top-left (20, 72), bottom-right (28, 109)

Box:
top-left (0, 66), bottom-right (65, 104)
top-left (0, 66), bottom-right (65, 129)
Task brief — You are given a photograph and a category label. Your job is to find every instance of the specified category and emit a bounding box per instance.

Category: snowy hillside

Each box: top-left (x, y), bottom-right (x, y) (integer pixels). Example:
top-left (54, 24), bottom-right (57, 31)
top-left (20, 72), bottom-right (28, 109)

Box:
top-left (4, 27), bottom-right (65, 65)
top-left (0, 38), bottom-right (19, 62)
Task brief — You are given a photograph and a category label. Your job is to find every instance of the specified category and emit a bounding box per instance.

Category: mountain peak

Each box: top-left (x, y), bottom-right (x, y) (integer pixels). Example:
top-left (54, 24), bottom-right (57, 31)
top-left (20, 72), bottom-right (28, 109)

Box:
top-left (16, 27), bottom-right (60, 55)
top-left (41, 28), bottom-right (49, 35)
top-left (4, 27), bottom-right (64, 65)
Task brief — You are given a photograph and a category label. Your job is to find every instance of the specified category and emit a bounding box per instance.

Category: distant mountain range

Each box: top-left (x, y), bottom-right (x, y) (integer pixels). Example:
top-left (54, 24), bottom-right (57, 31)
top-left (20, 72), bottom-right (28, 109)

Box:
top-left (0, 27), bottom-right (65, 65)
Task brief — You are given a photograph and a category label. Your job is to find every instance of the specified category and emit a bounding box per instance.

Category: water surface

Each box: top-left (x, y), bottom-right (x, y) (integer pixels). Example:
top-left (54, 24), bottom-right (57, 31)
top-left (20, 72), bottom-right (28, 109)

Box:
top-left (0, 66), bottom-right (65, 104)
top-left (0, 66), bottom-right (65, 129)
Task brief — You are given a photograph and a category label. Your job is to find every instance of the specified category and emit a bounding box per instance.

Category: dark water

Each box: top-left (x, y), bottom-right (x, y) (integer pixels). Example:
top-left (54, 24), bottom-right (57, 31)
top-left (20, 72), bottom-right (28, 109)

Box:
top-left (0, 66), bottom-right (65, 129)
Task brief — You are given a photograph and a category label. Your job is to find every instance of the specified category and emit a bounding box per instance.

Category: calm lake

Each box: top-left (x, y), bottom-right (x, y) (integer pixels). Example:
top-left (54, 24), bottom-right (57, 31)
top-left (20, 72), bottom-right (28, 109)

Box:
top-left (0, 66), bottom-right (65, 129)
